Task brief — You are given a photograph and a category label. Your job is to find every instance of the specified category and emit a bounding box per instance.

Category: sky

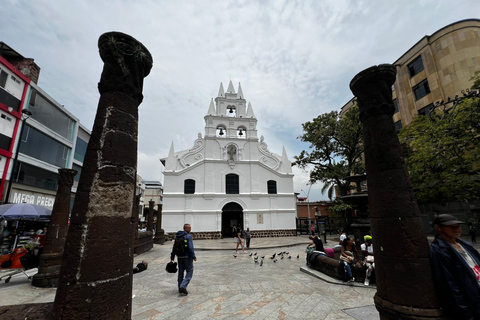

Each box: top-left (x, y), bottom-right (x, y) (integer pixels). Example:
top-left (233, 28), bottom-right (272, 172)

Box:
top-left (0, 0), bottom-right (477, 201)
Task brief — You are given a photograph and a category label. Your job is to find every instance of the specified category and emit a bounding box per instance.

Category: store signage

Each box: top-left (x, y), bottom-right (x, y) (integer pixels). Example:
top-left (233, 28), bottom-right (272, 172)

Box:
top-left (12, 191), bottom-right (55, 208)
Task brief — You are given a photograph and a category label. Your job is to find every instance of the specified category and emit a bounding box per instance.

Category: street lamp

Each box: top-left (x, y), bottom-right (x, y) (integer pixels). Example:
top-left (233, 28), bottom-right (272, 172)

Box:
top-left (4, 109), bottom-right (32, 204)
top-left (301, 182), bottom-right (313, 228)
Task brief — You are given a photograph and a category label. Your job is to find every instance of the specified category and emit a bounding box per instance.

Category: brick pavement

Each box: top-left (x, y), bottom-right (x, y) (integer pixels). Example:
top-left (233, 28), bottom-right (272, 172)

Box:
top-left (1, 234), bottom-right (478, 319)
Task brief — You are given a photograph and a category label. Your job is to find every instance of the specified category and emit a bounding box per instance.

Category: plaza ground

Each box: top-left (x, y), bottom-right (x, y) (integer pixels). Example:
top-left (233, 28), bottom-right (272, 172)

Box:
top-left (1, 234), bottom-right (478, 319)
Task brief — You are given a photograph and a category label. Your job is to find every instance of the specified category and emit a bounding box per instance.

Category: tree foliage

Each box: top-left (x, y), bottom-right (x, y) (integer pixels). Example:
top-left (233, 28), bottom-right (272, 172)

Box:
top-left (399, 97), bottom-right (480, 203)
top-left (294, 105), bottom-right (364, 197)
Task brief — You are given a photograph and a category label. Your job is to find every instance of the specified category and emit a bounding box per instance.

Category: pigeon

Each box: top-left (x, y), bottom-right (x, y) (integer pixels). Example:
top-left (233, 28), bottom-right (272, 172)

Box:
top-left (261, 256), bottom-right (265, 259)
top-left (233, 255), bottom-right (237, 258)
top-left (285, 252), bottom-right (289, 255)
top-left (288, 256), bottom-right (292, 259)
top-left (249, 253), bottom-right (253, 256)
top-left (273, 259), bottom-right (277, 263)
top-left (260, 260), bottom-right (263, 266)
top-left (270, 255), bottom-right (275, 259)
top-left (281, 256), bottom-right (284, 260)
top-left (273, 253), bottom-right (276, 258)
top-left (255, 260), bottom-right (259, 264)
top-left (297, 254), bottom-right (299, 259)
top-left (254, 256), bottom-right (258, 260)
top-left (254, 252), bottom-right (257, 256)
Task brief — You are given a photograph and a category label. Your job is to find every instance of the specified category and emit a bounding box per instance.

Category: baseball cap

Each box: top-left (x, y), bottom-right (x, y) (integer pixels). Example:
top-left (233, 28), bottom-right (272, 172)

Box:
top-left (433, 214), bottom-right (464, 226)
top-left (364, 235), bottom-right (372, 241)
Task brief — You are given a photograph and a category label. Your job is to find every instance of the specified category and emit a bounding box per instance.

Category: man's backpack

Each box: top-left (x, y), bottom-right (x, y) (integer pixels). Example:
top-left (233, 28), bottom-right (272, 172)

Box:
top-left (173, 234), bottom-right (188, 257)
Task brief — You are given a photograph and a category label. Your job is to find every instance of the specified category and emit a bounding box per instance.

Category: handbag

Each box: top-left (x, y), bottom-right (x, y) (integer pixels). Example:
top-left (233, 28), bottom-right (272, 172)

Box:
top-left (306, 246), bottom-right (314, 254)
top-left (340, 250), bottom-right (354, 263)
top-left (165, 261), bottom-right (178, 274)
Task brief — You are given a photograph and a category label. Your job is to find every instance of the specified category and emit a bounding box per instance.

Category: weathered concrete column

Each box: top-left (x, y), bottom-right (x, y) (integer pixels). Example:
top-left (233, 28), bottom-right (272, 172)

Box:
top-left (53, 32), bottom-right (152, 320)
top-left (350, 64), bottom-right (442, 319)
top-left (147, 199), bottom-right (154, 232)
top-left (32, 168), bottom-right (77, 287)
top-left (154, 204), bottom-right (165, 244)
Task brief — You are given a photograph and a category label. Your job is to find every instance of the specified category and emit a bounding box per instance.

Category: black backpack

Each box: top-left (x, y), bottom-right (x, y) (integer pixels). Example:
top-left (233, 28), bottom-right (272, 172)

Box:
top-left (173, 234), bottom-right (188, 257)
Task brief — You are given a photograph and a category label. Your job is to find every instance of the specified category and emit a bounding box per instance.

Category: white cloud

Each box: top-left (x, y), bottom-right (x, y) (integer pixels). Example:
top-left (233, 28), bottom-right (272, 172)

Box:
top-left (1, 0), bottom-right (478, 200)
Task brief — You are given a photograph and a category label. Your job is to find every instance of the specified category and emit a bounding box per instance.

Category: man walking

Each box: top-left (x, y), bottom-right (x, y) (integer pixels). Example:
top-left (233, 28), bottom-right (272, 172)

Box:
top-left (171, 223), bottom-right (197, 295)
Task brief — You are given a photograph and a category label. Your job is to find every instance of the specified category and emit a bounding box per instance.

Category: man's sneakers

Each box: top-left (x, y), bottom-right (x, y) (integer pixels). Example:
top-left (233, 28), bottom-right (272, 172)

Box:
top-left (243, 251), bottom-right (247, 253)
top-left (348, 277), bottom-right (355, 283)
top-left (179, 287), bottom-right (188, 295)
top-left (364, 278), bottom-right (370, 286)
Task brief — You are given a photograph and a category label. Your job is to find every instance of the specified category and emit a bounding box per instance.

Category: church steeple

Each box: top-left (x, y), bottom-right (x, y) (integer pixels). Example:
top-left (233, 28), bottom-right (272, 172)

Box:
top-left (227, 80), bottom-right (235, 93)
top-left (280, 146), bottom-right (292, 173)
top-left (207, 98), bottom-right (215, 115)
top-left (246, 102), bottom-right (256, 118)
top-left (218, 82), bottom-right (225, 97)
top-left (237, 83), bottom-right (244, 99)
top-left (165, 142), bottom-right (176, 171)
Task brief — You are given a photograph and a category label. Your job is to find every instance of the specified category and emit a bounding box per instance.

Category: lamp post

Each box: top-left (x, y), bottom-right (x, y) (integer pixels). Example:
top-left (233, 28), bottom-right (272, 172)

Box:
top-left (4, 109), bottom-right (32, 204)
top-left (301, 182), bottom-right (313, 229)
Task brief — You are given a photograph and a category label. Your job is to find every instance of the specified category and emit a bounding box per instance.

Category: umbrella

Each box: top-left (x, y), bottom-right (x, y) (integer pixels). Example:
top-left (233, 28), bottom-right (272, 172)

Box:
top-left (0, 203), bottom-right (52, 220)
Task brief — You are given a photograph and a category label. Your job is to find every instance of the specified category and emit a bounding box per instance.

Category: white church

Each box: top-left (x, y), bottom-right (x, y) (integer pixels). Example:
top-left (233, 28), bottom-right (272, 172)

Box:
top-left (161, 81), bottom-right (296, 239)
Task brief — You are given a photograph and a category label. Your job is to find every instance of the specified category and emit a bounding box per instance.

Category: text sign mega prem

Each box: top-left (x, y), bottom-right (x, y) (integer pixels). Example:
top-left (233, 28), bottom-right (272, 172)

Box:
top-left (12, 191), bottom-right (55, 208)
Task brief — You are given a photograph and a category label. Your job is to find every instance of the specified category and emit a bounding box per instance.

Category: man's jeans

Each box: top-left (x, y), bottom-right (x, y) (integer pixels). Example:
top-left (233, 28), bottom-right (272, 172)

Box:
top-left (178, 257), bottom-right (194, 289)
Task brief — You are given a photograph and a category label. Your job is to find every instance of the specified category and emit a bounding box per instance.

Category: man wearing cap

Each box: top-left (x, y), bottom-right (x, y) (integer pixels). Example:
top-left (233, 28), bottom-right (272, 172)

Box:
top-left (430, 214), bottom-right (480, 319)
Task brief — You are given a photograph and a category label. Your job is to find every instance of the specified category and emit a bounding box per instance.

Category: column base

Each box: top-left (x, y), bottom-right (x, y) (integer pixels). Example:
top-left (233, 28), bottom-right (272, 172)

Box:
top-left (154, 229), bottom-right (165, 244)
top-left (374, 294), bottom-right (444, 319)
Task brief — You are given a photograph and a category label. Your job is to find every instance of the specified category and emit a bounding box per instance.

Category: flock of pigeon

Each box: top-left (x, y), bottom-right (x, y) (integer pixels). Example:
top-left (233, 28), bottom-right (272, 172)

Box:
top-left (232, 251), bottom-right (300, 266)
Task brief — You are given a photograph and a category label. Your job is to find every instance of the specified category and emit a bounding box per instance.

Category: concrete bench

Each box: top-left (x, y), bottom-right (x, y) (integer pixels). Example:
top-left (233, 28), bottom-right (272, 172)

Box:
top-left (307, 247), bottom-right (375, 284)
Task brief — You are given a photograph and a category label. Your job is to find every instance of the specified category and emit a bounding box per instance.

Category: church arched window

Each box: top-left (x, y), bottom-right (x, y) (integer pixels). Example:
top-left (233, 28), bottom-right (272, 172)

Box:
top-left (184, 179), bottom-right (195, 194)
top-left (267, 180), bottom-right (277, 194)
top-left (237, 127), bottom-right (246, 138)
top-left (216, 126), bottom-right (226, 137)
top-left (226, 174), bottom-right (239, 194)
top-left (226, 105), bottom-right (236, 117)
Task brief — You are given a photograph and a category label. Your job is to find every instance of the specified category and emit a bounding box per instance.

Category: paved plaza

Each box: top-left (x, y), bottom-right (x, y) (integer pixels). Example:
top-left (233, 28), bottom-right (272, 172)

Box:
top-left (1, 234), bottom-right (478, 319)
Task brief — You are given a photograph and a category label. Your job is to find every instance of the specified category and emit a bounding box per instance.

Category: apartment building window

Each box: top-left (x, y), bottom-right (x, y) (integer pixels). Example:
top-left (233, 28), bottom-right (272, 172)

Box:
top-left (13, 161), bottom-right (59, 191)
top-left (0, 70), bottom-right (7, 88)
top-left (394, 120), bottom-right (403, 133)
top-left (74, 137), bottom-right (88, 163)
top-left (408, 56), bottom-right (424, 77)
top-left (29, 91), bottom-right (75, 141)
top-left (226, 174), bottom-right (239, 194)
top-left (413, 79), bottom-right (431, 100)
top-left (184, 179), bottom-right (195, 194)
top-left (418, 103), bottom-right (434, 116)
top-left (393, 99), bottom-right (399, 113)
top-left (19, 124), bottom-right (70, 167)
top-left (267, 180), bottom-right (277, 194)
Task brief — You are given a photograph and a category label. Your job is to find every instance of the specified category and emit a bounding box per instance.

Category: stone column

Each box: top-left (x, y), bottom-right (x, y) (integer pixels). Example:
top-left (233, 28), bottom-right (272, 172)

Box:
top-left (147, 199), bottom-right (154, 232)
top-left (350, 64), bottom-right (442, 319)
top-left (53, 32), bottom-right (152, 320)
top-left (32, 168), bottom-right (77, 287)
top-left (154, 204), bottom-right (165, 244)
top-left (133, 194), bottom-right (140, 240)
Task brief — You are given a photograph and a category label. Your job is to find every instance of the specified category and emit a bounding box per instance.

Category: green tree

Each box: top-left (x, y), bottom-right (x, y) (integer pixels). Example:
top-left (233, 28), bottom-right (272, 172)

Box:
top-left (399, 97), bottom-right (480, 203)
top-left (294, 105), bottom-right (364, 198)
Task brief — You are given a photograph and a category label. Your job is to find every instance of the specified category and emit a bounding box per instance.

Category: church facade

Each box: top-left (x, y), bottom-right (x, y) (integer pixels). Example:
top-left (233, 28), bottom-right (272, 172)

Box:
top-left (162, 81), bottom-right (296, 239)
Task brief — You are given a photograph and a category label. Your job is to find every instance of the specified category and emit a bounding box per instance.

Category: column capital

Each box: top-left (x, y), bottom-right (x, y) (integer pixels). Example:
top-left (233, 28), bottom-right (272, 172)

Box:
top-left (350, 64), bottom-right (397, 123)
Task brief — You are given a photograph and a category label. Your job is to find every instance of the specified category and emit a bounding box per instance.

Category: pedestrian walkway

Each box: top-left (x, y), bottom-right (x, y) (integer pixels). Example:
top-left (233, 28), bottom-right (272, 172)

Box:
top-left (1, 233), bottom-right (478, 319)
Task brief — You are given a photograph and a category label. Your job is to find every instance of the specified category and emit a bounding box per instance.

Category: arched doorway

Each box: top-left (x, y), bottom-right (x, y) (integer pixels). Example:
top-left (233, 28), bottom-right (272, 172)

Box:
top-left (221, 202), bottom-right (243, 238)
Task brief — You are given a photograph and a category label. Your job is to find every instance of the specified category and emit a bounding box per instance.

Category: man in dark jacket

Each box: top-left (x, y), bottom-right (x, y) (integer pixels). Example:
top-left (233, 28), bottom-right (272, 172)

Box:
top-left (430, 214), bottom-right (480, 319)
top-left (170, 223), bottom-right (197, 295)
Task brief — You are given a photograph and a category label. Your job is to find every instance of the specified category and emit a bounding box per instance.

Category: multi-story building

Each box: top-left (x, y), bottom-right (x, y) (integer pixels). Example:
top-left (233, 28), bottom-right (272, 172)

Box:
top-left (0, 42), bottom-right (90, 209)
top-left (342, 19), bottom-right (480, 131)
top-left (161, 81), bottom-right (296, 239)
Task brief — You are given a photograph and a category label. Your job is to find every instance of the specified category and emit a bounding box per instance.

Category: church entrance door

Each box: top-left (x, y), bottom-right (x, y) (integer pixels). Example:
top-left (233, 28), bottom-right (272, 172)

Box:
top-left (221, 202), bottom-right (243, 238)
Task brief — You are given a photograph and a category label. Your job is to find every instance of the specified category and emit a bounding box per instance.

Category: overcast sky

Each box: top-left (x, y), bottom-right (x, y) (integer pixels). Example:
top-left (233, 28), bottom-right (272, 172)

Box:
top-left (1, 1), bottom-right (477, 201)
